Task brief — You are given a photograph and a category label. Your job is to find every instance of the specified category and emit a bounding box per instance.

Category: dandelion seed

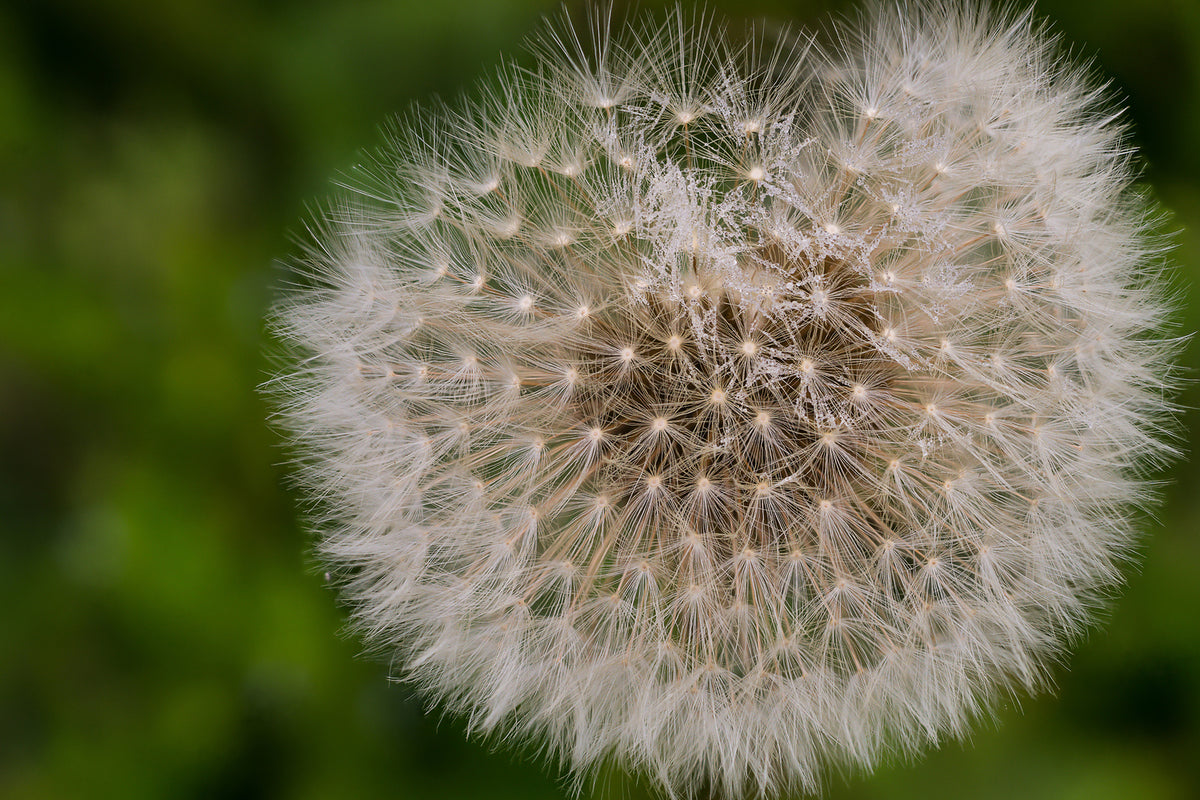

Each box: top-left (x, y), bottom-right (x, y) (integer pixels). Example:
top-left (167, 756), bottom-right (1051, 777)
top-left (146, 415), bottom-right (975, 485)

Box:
top-left (269, 3), bottom-right (1184, 798)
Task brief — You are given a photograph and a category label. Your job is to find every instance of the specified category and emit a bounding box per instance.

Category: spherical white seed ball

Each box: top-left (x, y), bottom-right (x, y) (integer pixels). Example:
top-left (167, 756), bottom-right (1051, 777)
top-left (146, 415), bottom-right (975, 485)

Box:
top-left (270, 3), bottom-right (1182, 798)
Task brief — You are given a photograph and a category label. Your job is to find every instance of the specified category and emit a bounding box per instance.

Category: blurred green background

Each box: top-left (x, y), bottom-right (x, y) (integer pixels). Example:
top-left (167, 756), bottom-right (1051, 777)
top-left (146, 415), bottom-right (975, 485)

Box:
top-left (2, 0), bottom-right (1199, 798)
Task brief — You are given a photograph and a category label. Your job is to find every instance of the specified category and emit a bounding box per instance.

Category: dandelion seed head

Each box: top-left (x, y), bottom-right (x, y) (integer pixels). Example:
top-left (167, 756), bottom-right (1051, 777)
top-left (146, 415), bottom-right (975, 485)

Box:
top-left (270, 2), bottom-right (1183, 798)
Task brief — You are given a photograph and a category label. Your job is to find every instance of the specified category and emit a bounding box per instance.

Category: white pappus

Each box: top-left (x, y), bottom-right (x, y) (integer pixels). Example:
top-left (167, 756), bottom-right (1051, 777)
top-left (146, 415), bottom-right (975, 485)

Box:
top-left (268, 2), bottom-right (1184, 797)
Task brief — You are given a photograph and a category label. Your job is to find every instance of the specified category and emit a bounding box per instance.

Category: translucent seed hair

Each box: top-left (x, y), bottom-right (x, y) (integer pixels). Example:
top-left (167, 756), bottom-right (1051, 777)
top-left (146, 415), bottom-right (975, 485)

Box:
top-left (269, 2), bottom-right (1182, 797)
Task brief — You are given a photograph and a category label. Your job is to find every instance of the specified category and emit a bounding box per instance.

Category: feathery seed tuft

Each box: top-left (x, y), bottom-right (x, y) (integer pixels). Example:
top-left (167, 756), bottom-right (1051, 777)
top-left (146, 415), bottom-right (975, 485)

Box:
top-left (269, 2), bottom-right (1184, 797)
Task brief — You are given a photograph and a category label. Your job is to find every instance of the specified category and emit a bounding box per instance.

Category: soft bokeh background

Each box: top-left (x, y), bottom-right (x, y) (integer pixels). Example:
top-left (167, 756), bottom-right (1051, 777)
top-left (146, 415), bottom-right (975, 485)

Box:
top-left (2, 0), bottom-right (1198, 798)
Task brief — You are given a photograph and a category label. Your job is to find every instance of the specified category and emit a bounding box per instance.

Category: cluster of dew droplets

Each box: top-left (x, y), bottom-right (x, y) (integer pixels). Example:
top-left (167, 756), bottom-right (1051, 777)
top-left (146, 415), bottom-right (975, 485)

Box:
top-left (276, 5), bottom-right (1179, 797)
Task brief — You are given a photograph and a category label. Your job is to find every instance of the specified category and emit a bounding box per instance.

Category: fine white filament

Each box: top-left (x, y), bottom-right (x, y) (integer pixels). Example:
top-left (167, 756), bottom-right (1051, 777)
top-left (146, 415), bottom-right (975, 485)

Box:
top-left (271, 2), bottom-right (1180, 796)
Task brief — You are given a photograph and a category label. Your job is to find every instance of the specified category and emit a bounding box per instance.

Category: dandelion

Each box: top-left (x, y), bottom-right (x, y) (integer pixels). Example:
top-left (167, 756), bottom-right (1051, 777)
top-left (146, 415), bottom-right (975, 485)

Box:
top-left (270, 2), bottom-right (1182, 797)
